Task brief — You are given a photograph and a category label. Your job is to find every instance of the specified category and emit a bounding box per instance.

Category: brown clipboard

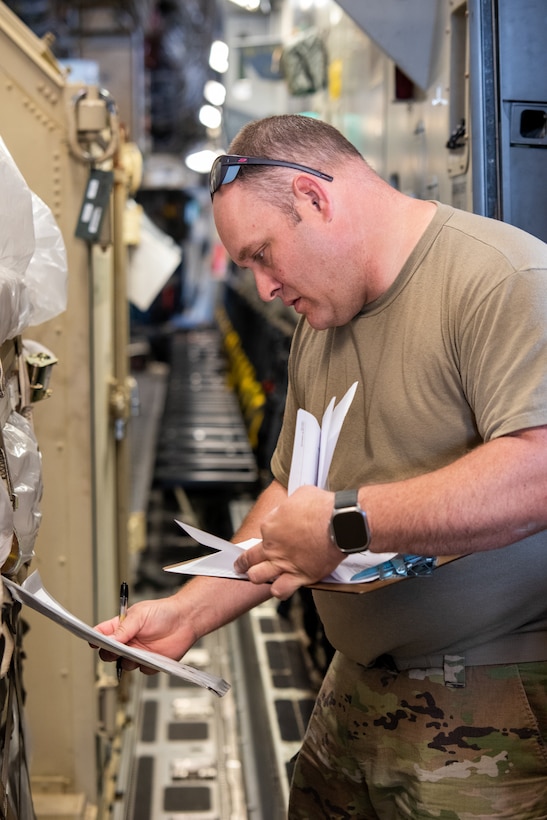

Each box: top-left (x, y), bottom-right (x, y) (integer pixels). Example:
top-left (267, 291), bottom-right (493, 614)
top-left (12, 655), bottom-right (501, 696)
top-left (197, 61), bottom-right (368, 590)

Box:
top-left (309, 554), bottom-right (467, 594)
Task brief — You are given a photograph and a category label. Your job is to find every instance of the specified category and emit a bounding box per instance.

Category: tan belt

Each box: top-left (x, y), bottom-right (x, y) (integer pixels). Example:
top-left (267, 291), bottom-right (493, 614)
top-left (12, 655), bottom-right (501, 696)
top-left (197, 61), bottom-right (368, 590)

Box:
top-left (385, 631), bottom-right (547, 687)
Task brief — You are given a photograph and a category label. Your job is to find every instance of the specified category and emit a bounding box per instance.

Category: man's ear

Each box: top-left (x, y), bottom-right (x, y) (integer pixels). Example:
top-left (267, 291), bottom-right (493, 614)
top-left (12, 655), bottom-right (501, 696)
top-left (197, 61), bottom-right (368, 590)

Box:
top-left (293, 174), bottom-right (333, 220)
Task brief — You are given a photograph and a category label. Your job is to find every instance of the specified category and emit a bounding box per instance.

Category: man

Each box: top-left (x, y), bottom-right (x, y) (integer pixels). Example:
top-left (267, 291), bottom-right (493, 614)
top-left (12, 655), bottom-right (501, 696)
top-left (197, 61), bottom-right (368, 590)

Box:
top-left (96, 115), bottom-right (547, 818)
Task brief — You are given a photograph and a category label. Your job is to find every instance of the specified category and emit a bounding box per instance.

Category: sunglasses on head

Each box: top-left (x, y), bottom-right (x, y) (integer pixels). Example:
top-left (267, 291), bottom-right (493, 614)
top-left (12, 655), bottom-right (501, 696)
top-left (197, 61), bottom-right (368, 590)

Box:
top-left (209, 154), bottom-right (333, 199)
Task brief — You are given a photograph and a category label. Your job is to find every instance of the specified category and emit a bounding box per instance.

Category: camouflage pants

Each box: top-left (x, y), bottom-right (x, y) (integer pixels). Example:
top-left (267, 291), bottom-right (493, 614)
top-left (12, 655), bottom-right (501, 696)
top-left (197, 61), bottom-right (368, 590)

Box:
top-left (289, 651), bottom-right (547, 819)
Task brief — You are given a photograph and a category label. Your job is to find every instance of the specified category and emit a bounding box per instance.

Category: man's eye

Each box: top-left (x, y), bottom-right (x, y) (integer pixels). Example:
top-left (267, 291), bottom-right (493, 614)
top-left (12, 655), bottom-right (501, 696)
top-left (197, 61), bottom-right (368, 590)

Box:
top-left (253, 249), bottom-right (265, 263)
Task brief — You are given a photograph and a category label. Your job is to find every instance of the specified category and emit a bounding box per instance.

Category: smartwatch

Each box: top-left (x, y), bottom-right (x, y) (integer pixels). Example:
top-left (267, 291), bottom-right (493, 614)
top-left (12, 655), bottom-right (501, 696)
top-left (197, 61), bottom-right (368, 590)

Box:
top-left (330, 489), bottom-right (371, 554)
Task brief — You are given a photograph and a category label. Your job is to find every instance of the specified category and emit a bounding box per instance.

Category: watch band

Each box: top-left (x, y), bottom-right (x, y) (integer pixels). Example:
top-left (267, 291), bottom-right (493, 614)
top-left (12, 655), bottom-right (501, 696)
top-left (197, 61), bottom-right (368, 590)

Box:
top-left (334, 489), bottom-right (359, 508)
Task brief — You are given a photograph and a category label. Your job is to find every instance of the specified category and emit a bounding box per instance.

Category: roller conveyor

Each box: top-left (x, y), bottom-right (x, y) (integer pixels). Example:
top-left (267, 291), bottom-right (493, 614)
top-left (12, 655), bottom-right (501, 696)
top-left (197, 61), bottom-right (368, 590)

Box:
top-left (115, 595), bottom-right (320, 820)
top-left (117, 335), bottom-right (322, 819)
top-left (154, 330), bottom-right (258, 492)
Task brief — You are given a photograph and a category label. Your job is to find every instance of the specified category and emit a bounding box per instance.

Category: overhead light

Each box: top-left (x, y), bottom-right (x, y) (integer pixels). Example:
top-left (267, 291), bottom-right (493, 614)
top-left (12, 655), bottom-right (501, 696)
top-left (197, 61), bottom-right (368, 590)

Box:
top-left (228, 0), bottom-right (261, 9)
top-left (329, 5), bottom-right (343, 25)
top-left (209, 40), bottom-right (229, 74)
top-left (231, 78), bottom-right (252, 102)
top-left (204, 80), bottom-right (226, 107)
top-left (185, 149), bottom-right (222, 175)
top-left (199, 105), bottom-right (222, 130)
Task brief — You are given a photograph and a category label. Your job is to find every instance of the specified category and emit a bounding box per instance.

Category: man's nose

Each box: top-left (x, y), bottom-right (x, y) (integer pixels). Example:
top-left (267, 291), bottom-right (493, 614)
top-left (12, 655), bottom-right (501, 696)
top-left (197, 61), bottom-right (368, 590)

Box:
top-left (254, 269), bottom-right (280, 302)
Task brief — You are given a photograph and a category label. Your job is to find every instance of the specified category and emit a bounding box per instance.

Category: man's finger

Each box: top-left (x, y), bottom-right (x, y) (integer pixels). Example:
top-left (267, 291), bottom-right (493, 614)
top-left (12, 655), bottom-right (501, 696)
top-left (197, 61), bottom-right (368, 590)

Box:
top-left (234, 552), bottom-right (249, 573)
top-left (246, 560), bottom-right (279, 585)
top-left (99, 648), bottom-right (121, 663)
top-left (234, 542), bottom-right (267, 574)
top-left (270, 574), bottom-right (303, 601)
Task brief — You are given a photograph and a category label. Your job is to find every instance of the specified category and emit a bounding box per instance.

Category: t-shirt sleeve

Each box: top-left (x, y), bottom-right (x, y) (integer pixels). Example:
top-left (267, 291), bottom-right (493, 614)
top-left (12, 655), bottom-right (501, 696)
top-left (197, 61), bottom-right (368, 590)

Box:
top-left (459, 268), bottom-right (547, 440)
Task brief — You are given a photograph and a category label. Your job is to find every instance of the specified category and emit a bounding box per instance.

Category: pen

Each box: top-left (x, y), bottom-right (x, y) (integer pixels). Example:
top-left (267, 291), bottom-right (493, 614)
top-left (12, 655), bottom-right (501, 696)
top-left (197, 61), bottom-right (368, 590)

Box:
top-left (116, 581), bottom-right (128, 683)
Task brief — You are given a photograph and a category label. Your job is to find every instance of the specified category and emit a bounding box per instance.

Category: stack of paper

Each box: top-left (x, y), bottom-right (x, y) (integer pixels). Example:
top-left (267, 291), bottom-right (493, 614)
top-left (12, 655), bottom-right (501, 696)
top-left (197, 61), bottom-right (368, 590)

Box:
top-left (3, 571), bottom-right (230, 696)
top-left (165, 382), bottom-right (398, 586)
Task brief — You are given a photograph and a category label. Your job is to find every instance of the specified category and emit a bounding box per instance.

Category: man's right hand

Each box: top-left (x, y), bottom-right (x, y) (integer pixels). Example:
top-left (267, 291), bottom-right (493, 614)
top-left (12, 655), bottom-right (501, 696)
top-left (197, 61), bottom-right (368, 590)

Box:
top-left (93, 593), bottom-right (197, 674)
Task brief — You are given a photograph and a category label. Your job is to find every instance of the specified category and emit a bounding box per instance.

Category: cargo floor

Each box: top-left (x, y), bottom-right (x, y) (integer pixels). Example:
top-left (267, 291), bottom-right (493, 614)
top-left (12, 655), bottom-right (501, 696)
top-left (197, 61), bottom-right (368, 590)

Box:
top-left (117, 328), bottom-right (324, 819)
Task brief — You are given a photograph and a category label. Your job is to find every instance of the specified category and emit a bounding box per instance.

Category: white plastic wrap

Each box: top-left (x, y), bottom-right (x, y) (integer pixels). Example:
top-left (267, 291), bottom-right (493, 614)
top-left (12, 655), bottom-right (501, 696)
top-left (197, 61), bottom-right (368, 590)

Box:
top-left (2, 412), bottom-right (43, 571)
top-left (0, 139), bottom-right (34, 278)
top-left (0, 137), bottom-right (65, 573)
top-left (0, 136), bottom-right (67, 341)
top-left (0, 482), bottom-right (14, 569)
top-left (0, 264), bottom-right (31, 345)
top-left (25, 191), bottom-right (68, 327)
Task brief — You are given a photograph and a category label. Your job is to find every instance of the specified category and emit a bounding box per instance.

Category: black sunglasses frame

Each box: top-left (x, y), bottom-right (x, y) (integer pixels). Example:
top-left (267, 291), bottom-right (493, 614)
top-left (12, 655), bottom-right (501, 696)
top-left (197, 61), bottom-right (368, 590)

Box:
top-left (210, 154), bottom-right (333, 199)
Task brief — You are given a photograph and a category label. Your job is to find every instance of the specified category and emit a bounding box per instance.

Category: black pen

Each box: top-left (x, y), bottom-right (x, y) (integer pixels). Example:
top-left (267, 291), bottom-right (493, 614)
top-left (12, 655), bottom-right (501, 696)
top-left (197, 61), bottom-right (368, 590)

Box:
top-left (116, 581), bottom-right (128, 683)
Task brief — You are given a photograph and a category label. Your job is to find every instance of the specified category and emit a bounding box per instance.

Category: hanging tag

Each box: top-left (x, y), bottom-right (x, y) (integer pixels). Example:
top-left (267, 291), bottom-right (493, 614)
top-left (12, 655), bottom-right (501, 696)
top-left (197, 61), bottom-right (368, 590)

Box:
top-left (75, 168), bottom-right (113, 241)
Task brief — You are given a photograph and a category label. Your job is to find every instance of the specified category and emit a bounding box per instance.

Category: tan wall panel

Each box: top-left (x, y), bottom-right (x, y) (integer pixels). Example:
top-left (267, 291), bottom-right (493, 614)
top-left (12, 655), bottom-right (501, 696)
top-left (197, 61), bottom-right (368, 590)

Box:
top-left (0, 2), bottom-right (119, 803)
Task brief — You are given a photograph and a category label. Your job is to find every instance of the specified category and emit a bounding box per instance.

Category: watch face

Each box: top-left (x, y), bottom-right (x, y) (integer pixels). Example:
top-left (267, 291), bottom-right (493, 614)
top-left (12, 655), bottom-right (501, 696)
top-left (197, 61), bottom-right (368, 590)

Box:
top-left (332, 509), bottom-right (368, 551)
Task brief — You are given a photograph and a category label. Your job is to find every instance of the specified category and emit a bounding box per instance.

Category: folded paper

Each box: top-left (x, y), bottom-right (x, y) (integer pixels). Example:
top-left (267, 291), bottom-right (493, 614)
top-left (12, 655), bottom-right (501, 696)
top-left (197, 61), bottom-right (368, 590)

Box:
top-left (3, 570), bottom-right (230, 696)
top-left (164, 383), bottom-right (398, 588)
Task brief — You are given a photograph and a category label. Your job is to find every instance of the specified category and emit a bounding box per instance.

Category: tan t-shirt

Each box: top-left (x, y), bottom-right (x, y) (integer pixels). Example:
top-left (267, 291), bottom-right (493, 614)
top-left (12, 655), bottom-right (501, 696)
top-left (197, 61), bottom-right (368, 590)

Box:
top-left (271, 203), bottom-right (547, 667)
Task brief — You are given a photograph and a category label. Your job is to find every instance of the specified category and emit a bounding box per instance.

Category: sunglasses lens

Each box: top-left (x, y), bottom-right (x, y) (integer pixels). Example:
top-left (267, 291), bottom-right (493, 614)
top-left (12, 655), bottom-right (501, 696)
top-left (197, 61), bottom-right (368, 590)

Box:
top-left (210, 159), bottom-right (242, 198)
top-left (222, 165), bottom-right (240, 185)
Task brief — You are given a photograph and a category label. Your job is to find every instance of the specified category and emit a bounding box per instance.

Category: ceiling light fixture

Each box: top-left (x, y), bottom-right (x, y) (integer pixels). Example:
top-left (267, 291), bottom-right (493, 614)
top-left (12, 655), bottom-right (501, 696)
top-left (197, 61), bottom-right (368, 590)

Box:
top-left (185, 149), bottom-right (223, 175)
top-left (228, 0), bottom-right (261, 10)
top-left (199, 105), bottom-right (222, 130)
top-left (209, 40), bottom-right (229, 74)
top-left (204, 80), bottom-right (227, 107)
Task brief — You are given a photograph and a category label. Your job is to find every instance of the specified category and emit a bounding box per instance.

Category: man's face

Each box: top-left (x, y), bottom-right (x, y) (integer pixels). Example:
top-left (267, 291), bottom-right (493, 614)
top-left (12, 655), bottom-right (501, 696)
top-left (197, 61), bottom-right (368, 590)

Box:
top-left (213, 182), bottom-right (366, 330)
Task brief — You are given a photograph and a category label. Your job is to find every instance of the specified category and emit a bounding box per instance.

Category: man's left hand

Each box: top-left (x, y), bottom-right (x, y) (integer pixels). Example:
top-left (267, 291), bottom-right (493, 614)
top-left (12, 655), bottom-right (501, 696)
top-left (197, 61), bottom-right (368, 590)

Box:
top-left (233, 485), bottom-right (342, 599)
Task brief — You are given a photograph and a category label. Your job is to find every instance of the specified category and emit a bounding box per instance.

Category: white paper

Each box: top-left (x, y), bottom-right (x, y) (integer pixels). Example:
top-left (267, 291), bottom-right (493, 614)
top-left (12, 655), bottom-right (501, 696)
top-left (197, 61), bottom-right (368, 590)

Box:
top-left (288, 381), bottom-right (359, 494)
top-left (127, 209), bottom-right (182, 312)
top-left (165, 382), bottom-right (397, 586)
top-left (166, 521), bottom-right (397, 586)
top-left (285, 380), bottom-right (397, 580)
top-left (287, 408), bottom-right (321, 495)
top-left (3, 571), bottom-right (230, 697)
top-left (166, 520), bottom-right (260, 580)
top-left (318, 381), bottom-right (359, 490)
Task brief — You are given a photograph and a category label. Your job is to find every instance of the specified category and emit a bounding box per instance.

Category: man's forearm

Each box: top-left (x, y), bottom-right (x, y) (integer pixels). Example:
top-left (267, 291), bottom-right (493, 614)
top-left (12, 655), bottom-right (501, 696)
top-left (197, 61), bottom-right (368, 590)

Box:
top-left (171, 480), bottom-right (288, 638)
top-left (362, 427), bottom-right (547, 556)
top-left (171, 574), bottom-right (271, 641)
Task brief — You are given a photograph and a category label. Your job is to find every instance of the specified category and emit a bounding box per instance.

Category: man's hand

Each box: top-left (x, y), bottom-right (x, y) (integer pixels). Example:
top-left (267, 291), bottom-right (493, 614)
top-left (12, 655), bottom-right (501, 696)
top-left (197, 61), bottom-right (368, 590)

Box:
top-left (234, 485), bottom-right (343, 599)
top-left (94, 594), bottom-right (195, 675)
top-left (92, 573), bottom-right (272, 676)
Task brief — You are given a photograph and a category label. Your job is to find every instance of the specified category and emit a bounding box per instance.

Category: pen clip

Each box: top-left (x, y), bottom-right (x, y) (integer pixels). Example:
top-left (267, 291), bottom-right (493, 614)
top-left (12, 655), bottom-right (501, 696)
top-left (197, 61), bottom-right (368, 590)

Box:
top-left (119, 581), bottom-right (129, 619)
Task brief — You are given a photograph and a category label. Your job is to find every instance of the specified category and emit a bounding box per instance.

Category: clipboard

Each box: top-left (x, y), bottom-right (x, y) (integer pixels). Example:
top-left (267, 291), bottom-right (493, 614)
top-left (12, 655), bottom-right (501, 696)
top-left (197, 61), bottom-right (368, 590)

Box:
top-left (165, 520), bottom-right (466, 594)
top-left (309, 554), bottom-right (467, 593)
